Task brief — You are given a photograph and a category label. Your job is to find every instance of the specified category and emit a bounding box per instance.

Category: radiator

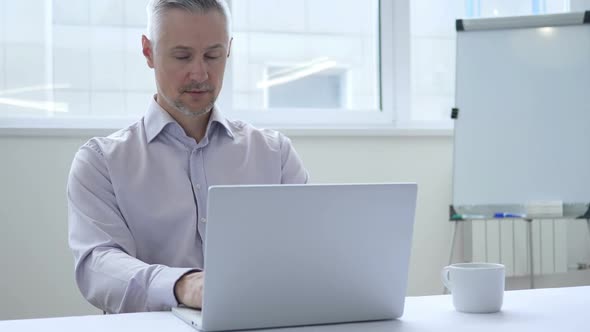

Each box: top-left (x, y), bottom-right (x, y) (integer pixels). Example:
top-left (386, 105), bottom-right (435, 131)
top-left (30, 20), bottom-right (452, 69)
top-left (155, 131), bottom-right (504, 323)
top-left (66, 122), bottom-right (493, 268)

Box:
top-left (470, 219), bottom-right (568, 277)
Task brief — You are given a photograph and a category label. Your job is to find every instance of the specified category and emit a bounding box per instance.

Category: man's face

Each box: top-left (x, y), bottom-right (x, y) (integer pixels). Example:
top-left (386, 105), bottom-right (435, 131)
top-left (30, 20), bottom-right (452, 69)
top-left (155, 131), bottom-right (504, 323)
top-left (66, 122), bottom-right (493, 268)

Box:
top-left (143, 9), bottom-right (231, 117)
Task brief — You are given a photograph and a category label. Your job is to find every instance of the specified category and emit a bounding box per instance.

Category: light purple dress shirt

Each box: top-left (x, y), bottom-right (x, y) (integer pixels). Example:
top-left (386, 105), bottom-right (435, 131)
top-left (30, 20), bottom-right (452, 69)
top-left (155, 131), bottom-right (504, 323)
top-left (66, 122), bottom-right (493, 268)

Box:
top-left (67, 97), bottom-right (309, 313)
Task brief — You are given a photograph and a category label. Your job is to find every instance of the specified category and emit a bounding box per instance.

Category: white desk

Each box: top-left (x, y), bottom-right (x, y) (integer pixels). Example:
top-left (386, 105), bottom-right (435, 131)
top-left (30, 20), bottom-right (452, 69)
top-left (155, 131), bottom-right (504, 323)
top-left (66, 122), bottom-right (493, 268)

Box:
top-left (2, 286), bottom-right (587, 331)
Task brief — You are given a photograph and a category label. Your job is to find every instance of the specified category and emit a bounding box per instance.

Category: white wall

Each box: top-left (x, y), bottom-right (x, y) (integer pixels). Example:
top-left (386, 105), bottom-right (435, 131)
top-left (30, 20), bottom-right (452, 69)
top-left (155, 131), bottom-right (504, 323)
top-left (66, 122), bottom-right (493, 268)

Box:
top-left (0, 133), bottom-right (456, 320)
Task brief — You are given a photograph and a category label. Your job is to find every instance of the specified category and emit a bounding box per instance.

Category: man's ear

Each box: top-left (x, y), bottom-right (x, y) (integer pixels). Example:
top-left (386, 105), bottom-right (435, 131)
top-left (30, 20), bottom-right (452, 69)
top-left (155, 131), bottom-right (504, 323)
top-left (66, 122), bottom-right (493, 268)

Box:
top-left (227, 37), bottom-right (233, 58)
top-left (142, 35), bottom-right (155, 68)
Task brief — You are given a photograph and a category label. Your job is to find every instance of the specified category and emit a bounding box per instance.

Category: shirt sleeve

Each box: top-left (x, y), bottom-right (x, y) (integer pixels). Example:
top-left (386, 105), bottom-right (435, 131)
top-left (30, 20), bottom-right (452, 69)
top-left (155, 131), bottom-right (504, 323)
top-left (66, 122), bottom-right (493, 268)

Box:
top-left (278, 133), bottom-right (309, 184)
top-left (67, 141), bottom-right (195, 313)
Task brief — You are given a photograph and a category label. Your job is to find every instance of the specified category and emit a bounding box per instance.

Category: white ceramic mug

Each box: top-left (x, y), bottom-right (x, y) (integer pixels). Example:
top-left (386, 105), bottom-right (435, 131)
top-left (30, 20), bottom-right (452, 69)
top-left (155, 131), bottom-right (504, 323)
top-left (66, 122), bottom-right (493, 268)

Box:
top-left (441, 263), bottom-right (505, 313)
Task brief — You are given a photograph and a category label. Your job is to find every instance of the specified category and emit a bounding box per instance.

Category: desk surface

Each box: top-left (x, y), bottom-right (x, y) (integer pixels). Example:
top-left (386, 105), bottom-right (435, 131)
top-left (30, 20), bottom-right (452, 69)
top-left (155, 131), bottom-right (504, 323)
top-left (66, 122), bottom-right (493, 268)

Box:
top-left (2, 286), bottom-right (587, 331)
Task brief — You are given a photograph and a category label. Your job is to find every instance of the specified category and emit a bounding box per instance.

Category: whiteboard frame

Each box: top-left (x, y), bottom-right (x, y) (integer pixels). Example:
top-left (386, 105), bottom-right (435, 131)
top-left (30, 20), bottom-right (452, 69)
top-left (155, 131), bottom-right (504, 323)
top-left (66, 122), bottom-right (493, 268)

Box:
top-left (451, 11), bottom-right (590, 220)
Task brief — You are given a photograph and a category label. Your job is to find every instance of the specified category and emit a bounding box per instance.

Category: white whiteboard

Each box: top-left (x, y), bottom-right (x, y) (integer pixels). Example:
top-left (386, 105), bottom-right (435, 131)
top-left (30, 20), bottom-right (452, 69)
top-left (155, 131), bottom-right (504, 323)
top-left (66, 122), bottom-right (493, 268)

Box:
top-left (453, 13), bottom-right (590, 208)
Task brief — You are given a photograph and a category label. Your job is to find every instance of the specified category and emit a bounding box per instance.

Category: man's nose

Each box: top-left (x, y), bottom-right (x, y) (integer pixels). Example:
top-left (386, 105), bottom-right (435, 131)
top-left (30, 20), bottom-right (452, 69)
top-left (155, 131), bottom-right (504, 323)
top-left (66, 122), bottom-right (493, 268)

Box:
top-left (189, 59), bottom-right (208, 82)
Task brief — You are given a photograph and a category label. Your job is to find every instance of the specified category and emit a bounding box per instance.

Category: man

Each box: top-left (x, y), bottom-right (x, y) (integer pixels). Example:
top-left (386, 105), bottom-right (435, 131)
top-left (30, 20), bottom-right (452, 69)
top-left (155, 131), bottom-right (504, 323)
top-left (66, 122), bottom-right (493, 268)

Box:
top-left (67, 0), bottom-right (308, 314)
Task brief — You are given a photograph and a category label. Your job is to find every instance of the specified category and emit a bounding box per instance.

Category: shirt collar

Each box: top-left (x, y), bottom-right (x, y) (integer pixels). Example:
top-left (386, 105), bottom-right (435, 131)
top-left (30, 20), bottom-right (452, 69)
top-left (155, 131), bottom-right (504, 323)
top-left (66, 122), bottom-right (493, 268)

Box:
top-left (145, 96), bottom-right (234, 143)
top-left (208, 104), bottom-right (235, 140)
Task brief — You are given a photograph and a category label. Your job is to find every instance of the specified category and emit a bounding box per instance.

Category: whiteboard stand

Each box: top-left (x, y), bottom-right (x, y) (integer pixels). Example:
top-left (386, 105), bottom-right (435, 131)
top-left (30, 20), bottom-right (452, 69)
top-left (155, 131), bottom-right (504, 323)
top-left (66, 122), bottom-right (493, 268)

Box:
top-left (444, 219), bottom-right (460, 294)
top-left (444, 220), bottom-right (459, 294)
top-left (524, 218), bottom-right (534, 289)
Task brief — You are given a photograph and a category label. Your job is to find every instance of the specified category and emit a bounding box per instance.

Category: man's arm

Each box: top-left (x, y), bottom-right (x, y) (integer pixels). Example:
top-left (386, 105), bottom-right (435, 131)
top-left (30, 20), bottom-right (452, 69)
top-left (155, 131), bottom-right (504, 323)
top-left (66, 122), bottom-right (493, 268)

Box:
top-left (67, 142), bottom-right (195, 313)
top-left (279, 134), bottom-right (309, 184)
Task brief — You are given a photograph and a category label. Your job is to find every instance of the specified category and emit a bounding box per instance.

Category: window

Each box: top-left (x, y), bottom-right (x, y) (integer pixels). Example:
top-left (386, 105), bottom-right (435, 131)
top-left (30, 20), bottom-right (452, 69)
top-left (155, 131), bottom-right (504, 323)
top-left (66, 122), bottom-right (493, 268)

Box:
top-left (0, 0), bottom-right (155, 129)
top-left (0, 0), bottom-right (582, 131)
top-left (0, 0), bottom-right (389, 130)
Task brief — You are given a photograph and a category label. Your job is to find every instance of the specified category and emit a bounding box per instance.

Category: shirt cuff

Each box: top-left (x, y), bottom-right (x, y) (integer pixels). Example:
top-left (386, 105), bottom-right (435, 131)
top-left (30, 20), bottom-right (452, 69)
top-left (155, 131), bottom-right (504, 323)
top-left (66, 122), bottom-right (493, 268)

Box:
top-left (147, 267), bottom-right (199, 311)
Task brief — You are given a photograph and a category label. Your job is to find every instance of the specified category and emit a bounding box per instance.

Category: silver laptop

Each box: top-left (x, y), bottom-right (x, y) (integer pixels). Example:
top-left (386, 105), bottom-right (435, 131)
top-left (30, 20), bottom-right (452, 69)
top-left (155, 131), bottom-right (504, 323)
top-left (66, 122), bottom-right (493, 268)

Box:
top-left (173, 183), bottom-right (417, 331)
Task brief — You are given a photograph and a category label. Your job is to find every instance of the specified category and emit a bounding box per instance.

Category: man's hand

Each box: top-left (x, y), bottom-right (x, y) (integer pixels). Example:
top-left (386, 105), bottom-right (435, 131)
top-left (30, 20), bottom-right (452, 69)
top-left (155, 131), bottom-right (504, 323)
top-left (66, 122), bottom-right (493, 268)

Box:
top-left (174, 271), bottom-right (205, 309)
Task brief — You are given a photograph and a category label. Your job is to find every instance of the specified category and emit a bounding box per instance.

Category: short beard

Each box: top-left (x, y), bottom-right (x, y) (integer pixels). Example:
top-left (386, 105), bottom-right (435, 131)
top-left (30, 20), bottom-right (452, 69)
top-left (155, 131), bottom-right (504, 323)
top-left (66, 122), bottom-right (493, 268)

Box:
top-left (174, 99), bottom-right (215, 118)
top-left (160, 82), bottom-right (216, 117)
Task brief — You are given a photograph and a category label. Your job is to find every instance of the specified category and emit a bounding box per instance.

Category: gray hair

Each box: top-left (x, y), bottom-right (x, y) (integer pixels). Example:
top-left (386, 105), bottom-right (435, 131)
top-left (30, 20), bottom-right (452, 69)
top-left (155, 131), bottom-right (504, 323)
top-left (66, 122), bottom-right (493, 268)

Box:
top-left (146, 0), bottom-right (232, 43)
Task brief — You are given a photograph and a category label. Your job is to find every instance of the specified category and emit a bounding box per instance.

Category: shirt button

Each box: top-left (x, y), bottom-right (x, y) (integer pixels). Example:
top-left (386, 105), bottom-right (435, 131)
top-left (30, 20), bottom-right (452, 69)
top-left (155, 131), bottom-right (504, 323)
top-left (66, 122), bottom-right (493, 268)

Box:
top-left (195, 184), bottom-right (201, 191)
top-left (200, 217), bottom-right (207, 223)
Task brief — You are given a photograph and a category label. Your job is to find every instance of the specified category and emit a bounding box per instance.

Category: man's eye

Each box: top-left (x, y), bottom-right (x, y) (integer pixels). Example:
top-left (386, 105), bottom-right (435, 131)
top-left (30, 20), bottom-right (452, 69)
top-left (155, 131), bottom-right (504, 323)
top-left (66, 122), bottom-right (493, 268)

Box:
top-left (205, 54), bottom-right (221, 60)
top-left (175, 55), bottom-right (190, 60)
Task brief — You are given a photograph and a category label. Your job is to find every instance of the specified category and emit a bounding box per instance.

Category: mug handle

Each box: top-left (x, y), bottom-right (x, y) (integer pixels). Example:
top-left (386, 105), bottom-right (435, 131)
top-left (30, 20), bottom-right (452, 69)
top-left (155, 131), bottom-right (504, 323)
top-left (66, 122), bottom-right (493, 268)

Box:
top-left (441, 266), bottom-right (452, 292)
